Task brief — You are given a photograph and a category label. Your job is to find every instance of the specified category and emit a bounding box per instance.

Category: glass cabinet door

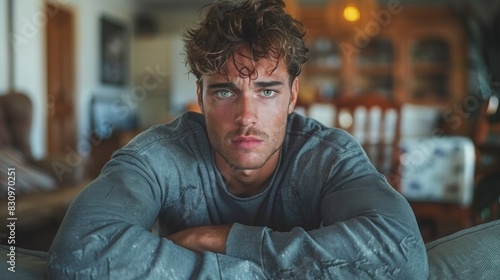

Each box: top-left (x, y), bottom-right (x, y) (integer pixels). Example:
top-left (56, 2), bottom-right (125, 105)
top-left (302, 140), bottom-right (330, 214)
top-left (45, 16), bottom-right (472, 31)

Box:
top-left (354, 38), bottom-right (395, 99)
top-left (301, 37), bottom-right (342, 104)
top-left (409, 38), bottom-right (451, 105)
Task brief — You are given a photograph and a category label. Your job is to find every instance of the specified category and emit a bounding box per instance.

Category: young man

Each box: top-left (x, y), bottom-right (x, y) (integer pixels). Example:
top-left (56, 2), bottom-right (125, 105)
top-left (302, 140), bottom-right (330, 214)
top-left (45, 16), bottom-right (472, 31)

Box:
top-left (48, 0), bottom-right (428, 278)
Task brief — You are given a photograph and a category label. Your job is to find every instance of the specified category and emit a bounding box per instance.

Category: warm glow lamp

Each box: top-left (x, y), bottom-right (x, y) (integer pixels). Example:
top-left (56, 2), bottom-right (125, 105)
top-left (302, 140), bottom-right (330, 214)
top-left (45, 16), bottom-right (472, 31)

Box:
top-left (343, 5), bottom-right (361, 22)
top-left (326, 0), bottom-right (379, 36)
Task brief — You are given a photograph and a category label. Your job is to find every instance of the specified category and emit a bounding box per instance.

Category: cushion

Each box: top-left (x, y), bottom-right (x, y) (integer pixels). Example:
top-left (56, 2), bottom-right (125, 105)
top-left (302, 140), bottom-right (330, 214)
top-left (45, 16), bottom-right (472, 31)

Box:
top-left (0, 245), bottom-right (47, 279)
top-left (400, 137), bottom-right (476, 206)
top-left (426, 219), bottom-right (500, 279)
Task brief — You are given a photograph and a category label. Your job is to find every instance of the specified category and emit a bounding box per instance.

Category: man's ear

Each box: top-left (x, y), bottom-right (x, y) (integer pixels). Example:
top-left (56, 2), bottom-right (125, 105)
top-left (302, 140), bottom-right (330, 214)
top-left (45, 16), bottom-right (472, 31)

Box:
top-left (288, 77), bottom-right (299, 114)
top-left (196, 79), bottom-right (204, 114)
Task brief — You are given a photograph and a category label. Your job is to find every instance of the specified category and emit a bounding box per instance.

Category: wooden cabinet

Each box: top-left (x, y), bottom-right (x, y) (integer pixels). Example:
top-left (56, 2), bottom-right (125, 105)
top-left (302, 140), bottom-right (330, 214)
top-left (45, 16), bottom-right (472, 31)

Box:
top-left (295, 6), bottom-right (467, 110)
top-left (401, 23), bottom-right (467, 108)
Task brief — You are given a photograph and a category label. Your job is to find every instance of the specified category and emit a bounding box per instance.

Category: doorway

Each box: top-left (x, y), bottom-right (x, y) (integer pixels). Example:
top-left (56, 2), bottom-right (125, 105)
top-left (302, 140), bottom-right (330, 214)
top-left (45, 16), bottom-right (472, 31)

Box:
top-left (46, 3), bottom-right (76, 155)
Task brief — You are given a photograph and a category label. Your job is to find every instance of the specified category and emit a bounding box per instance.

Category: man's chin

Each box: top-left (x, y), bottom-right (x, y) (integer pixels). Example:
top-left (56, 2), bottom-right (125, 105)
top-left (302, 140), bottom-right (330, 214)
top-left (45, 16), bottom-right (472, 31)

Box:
top-left (227, 160), bottom-right (264, 171)
top-left (214, 148), bottom-right (280, 172)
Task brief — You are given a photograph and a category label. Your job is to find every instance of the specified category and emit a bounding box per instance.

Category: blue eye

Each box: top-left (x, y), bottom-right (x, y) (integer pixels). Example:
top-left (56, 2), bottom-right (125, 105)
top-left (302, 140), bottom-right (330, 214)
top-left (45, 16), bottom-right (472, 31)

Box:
top-left (261, 90), bottom-right (276, 97)
top-left (215, 90), bottom-right (233, 99)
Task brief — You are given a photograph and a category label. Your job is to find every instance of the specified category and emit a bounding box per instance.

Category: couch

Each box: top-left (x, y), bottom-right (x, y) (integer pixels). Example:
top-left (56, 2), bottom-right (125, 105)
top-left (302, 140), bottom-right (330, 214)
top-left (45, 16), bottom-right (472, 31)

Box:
top-left (0, 218), bottom-right (499, 279)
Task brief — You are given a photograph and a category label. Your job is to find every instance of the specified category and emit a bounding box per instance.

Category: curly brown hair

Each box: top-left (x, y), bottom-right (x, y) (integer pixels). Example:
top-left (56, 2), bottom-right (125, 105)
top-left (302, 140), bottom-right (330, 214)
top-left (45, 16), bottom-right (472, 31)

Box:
top-left (183, 0), bottom-right (308, 83)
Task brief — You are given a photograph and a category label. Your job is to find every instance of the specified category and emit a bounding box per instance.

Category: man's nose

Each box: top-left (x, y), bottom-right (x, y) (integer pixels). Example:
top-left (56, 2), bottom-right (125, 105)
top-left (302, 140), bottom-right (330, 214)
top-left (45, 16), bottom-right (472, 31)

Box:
top-left (235, 95), bottom-right (257, 126)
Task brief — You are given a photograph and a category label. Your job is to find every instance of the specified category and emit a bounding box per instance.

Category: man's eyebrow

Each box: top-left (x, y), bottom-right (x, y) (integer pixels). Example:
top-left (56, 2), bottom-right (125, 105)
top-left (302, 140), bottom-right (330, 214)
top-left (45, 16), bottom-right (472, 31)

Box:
top-left (207, 81), bottom-right (284, 89)
top-left (254, 81), bottom-right (284, 88)
top-left (207, 82), bottom-right (236, 89)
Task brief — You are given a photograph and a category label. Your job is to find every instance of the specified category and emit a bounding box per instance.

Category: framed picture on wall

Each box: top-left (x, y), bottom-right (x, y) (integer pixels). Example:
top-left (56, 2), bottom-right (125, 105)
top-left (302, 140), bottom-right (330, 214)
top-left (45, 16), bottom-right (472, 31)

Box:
top-left (100, 17), bottom-right (128, 86)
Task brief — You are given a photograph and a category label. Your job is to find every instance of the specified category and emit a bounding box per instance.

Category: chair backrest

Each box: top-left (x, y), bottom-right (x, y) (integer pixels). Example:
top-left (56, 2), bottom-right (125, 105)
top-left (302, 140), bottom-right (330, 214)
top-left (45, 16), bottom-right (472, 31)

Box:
top-left (333, 94), bottom-right (402, 188)
top-left (0, 91), bottom-right (33, 159)
top-left (399, 136), bottom-right (476, 206)
top-left (333, 94), bottom-right (401, 144)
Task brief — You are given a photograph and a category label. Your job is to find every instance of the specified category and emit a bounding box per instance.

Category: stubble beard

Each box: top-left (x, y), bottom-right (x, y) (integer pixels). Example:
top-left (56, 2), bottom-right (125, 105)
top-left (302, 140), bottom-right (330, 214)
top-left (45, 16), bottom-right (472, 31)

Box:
top-left (210, 126), bottom-right (285, 171)
top-left (215, 144), bottom-right (282, 171)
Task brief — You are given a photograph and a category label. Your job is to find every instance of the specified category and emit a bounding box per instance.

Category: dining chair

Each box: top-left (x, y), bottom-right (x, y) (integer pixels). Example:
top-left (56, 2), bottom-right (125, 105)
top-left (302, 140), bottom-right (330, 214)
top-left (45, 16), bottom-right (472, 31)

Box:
top-left (399, 136), bottom-right (476, 242)
top-left (332, 93), bottom-right (402, 190)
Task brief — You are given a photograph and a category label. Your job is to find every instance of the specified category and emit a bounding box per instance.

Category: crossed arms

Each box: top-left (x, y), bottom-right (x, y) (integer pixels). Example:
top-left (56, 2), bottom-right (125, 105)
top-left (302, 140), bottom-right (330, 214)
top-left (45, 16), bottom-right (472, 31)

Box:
top-left (47, 150), bottom-right (428, 279)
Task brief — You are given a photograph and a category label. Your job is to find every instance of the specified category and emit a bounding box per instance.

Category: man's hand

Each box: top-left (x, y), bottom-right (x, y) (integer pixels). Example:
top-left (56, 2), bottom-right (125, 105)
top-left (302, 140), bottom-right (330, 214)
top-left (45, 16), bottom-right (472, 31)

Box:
top-left (167, 224), bottom-right (233, 254)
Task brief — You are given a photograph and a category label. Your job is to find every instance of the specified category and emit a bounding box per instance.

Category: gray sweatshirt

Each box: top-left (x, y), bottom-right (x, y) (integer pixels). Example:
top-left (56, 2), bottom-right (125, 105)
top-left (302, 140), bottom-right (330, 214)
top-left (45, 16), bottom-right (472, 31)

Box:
top-left (48, 112), bottom-right (428, 279)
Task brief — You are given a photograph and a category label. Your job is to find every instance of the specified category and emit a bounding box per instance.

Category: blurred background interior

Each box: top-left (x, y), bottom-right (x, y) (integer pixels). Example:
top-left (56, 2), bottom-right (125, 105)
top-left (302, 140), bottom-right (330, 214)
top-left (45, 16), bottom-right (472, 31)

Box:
top-left (0, 0), bottom-right (499, 251)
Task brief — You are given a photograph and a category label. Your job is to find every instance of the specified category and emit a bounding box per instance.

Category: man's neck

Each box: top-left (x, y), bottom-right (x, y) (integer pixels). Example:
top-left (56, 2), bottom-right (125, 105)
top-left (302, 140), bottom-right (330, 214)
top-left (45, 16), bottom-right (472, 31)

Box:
top-left (216, 152), bottom-right (280, 197)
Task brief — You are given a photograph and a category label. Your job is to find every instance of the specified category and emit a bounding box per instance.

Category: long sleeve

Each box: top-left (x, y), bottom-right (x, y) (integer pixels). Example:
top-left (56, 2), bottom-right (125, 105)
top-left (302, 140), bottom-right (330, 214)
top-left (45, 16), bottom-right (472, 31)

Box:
top-left (225, 152), bottom-right (429, 279)
top-left (48, 113), bottom-right (429, 279)
top-left (47, 151), bottom-right (265, 279)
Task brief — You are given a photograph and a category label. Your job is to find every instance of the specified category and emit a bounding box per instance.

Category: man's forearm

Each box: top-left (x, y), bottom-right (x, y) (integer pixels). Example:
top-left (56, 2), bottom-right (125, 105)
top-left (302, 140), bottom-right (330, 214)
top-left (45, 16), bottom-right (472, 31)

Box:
top-left (221, 174), bottom-right (428, 279)
top-left (167, 224), bottom-right (232, 254)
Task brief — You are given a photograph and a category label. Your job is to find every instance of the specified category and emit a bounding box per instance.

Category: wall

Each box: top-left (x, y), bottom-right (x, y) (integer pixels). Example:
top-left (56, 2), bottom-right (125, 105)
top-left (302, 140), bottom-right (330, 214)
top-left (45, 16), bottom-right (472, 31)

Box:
top-left (3, 0), bottom-right (135, 159)
top-left (132, 36), bottom-right (171, 128)
top-left (12, 0), bottom-right (47, 158)
top-left (132, 34), bottom-right (198, 124)
top-left (63, 0), bottom-right (135, 158)
top-left (169, 35), bottom-right (197, 114)
top-left (0, 0), bottom-right (8, 93)
top-left (145, 9), bottom-right (199, 114)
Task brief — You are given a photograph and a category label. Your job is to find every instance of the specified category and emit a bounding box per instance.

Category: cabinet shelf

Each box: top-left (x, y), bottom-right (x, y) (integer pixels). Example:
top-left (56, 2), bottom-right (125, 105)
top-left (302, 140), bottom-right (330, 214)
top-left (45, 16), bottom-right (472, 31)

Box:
top-left (411, 63), bottom-right (450, 75)
top-left (357, 65), bottom-right (393, 75)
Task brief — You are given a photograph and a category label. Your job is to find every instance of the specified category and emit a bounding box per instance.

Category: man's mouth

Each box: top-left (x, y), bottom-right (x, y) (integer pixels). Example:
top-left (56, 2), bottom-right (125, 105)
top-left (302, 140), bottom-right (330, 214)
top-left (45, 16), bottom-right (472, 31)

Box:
top-left (231, 136), bottom-right (263, 149)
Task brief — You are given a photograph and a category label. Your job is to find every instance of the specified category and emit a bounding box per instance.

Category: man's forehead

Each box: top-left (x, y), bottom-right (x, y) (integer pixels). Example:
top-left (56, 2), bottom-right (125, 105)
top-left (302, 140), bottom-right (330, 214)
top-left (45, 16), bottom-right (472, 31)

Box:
top-left (228, 50), bottom-right (282, 70)
top-left (202, 54), bottom-right (286, 83)
top-left (202, 68), bottom-right (286, 85)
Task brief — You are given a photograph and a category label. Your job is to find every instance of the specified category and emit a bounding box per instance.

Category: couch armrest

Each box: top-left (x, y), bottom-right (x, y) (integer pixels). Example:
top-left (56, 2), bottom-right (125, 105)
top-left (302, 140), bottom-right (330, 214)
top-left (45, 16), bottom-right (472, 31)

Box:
top-left (426, 219), bottom-right (500, 279)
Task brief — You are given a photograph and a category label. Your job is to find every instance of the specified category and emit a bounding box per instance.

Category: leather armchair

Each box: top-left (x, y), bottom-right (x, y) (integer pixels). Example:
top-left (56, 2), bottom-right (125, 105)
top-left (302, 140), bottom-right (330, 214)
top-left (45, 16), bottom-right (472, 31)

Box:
top-left (0, 91), bottom-right (90, 184)
top-left (0, 91), bottom-right (90, 249)
top-left (0, 91), bottom-right (33, 158)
